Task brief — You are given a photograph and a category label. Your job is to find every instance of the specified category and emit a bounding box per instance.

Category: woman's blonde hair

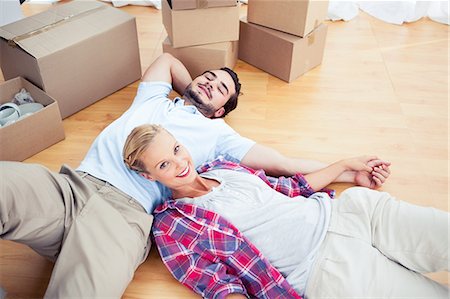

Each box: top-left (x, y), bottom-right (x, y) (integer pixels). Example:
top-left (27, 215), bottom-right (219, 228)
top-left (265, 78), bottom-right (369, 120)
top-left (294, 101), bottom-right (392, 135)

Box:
top-left (123, 124), bottom-right (164, 173)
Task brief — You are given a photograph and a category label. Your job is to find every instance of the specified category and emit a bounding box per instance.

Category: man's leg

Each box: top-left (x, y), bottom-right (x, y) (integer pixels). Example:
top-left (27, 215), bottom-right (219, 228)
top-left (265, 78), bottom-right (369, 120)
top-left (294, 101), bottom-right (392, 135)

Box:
top-left (44, 168), bottom-right (153, 298)
top-left (1, 162), bottom-right (153, 297)
top-left (0, 161), bottom-right (68, 261)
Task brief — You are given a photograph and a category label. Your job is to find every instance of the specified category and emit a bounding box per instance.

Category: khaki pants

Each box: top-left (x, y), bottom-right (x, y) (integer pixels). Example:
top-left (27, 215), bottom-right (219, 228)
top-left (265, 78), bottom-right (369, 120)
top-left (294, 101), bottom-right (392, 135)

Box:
top-left (305, 187), bottom-right (449, 299)
top-left (0, 161), bottom-right (154, 298)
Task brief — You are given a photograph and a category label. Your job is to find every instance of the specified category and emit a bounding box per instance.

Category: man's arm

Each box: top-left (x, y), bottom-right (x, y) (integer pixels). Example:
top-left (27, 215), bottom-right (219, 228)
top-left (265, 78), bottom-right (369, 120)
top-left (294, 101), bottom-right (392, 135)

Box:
top-left (141, 53), bottom-right (192, 95)
top-left (240, 144), bottom-right (390, 187)
top-left (303, 156), bottom-right (391, 191)
top-left (241, 143), bottom-right (335, 176)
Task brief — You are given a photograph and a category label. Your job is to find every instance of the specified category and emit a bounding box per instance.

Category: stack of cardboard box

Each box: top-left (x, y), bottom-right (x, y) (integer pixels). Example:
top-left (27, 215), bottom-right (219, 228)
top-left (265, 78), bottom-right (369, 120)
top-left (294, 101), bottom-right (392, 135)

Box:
top-left (239, 0), bottom-right (329, 82)
top-left (0, 1), bottom-right (142, 161)
top-left (0, 1), bottom-right (141, 119)
top-left (161, 0), bottom-right (240, 78)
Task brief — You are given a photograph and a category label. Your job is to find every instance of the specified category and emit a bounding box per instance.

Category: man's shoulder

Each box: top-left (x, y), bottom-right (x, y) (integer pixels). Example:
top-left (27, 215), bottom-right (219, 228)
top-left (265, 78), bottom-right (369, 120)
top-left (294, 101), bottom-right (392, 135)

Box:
top-left (134, 81), bottom-right (173, 105)
top-left (138, 81), bottom-right (172, 95)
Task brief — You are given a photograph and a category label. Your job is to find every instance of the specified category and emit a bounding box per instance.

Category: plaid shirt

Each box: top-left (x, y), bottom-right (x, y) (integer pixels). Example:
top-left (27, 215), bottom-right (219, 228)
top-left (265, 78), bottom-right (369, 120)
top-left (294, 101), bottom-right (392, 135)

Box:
top-left (153, 157), bottom-right (335, 299)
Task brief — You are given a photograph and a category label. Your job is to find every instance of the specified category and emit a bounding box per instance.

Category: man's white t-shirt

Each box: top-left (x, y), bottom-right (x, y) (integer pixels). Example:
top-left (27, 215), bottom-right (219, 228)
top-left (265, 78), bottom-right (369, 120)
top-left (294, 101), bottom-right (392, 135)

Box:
top-left (78, 82), bottom-right (255, 213)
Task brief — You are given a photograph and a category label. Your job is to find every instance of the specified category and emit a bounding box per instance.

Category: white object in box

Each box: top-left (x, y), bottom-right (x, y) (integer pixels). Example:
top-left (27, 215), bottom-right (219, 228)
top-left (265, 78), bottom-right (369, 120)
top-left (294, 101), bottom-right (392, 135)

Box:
top-left (0, 77), bottom-right (65, 161)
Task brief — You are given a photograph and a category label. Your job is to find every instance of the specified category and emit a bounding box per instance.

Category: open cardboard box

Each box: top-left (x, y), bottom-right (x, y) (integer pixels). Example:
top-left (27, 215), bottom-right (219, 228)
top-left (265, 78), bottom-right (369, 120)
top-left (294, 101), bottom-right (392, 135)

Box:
top-left (247, 0), bottom-right (329, 37)
top-left (162, 0), bottom-right (239, 48)
top-left (0, 1), bottom-right (141, 119)
top-left (168, 0), bottom-right (237, 10)
top-left (239, 17), bottom-right (328, 83)
top-left (163, 38), bottom-right (238, 78)
top-left (0, 77), bottom-right (65, 161)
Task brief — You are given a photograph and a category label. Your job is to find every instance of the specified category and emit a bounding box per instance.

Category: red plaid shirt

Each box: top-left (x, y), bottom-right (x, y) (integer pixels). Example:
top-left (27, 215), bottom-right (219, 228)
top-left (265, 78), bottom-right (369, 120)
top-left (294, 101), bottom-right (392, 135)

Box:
top-left (153, 157), bottom-right (335, 299)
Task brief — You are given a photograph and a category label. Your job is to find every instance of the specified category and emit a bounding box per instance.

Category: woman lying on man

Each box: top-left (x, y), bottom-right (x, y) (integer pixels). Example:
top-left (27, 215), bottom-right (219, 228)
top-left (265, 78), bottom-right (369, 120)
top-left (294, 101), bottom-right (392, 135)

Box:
top-left (123, 124), bottom-right (449, 299)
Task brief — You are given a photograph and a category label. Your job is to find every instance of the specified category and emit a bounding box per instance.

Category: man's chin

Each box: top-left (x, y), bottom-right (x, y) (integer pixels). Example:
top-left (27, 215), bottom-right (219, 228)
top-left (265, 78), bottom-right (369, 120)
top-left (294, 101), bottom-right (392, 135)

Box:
top-left (183, 88), bottom-right (216, 117)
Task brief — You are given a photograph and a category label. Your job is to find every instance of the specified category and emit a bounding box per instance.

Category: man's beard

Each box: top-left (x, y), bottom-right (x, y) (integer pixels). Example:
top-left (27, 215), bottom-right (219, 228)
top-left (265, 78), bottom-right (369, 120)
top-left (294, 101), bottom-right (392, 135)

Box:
top-left (183, 84), bottom-right (216, 117)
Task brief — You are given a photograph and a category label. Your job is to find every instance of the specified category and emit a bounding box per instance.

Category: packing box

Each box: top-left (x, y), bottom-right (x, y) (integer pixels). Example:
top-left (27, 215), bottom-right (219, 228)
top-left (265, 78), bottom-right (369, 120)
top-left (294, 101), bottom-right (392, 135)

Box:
top-left (163, 37), bottom-right (238, 78)
top-left (0, 1), bottom-right (141, 119)
top-left (239, 17), bottom-right (327, 83)
top-left (247, 0), bottom-right (329, 37)
top-left (169, 0), bottom-right (237, 10)
top-left (0, 77), bottom-right (65, 161)
top-left (162, 0), bottom-right (239, 48)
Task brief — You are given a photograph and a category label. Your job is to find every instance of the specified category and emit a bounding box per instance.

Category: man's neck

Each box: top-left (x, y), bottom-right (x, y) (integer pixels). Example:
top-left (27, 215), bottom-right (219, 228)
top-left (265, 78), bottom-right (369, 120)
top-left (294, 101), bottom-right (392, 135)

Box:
top-left (181, 96), bottom-right (192, 106)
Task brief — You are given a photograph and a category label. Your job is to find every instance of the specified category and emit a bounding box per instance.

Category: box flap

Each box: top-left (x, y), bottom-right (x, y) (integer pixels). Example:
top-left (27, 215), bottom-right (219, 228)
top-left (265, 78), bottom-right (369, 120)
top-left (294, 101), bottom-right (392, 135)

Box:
top-left (170, 0), bottom-right (237, 10)
top-left (242, 16), bottom-right (299, 43)
top-left (165, 1), bottom-right (239, 48)
top-left (0, 1), bottom-right (135, 59)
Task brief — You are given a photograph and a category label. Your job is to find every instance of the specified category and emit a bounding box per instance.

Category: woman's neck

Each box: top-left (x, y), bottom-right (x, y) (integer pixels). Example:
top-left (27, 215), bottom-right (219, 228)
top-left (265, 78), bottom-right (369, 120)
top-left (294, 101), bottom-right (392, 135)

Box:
top-left (171, 175), bottom-right (220, 199)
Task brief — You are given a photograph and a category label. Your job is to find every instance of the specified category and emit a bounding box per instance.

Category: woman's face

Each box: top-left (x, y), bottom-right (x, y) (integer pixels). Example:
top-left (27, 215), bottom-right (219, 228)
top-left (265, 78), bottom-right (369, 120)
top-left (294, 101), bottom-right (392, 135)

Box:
top-left (139, 129), bottom-right (196, 189)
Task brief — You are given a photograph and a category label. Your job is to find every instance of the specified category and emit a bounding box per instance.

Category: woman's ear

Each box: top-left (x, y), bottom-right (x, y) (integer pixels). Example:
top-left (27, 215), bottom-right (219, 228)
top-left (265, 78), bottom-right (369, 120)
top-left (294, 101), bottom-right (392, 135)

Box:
top-left (140, 172), bottom-right (155, 181)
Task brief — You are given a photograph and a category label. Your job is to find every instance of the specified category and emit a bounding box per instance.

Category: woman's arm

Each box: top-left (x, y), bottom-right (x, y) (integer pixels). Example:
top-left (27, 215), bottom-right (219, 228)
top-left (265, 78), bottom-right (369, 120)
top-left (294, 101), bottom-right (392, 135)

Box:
top-left (240, 143), bottom-right (329, 176)
top-left (240, 144), bottom-right (388, 186)
top-left (304, 156), bottom-right (391, 191)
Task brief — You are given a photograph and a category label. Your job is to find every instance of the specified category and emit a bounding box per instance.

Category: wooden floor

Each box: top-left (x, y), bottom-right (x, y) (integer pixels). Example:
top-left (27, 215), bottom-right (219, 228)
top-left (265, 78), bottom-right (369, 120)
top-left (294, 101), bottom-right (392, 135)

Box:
top-left (1, 2), bottom-right (449, 298)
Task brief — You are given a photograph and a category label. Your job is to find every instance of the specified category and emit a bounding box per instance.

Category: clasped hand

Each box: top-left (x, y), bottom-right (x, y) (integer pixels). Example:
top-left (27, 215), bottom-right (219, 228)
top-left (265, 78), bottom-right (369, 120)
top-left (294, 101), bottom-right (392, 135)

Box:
top-left (342, 156), bottom-right (391, 189)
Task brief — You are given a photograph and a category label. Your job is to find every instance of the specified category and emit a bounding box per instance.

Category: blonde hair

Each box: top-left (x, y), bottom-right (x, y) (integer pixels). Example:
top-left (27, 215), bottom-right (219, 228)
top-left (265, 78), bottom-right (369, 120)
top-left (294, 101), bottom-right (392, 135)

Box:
top-left (123, 124), bottom-right (164, 173)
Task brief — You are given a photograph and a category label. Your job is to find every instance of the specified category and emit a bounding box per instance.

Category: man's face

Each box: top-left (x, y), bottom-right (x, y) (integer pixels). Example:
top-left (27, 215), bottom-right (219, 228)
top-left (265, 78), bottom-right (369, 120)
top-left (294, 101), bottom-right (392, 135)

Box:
top-left (183, 70), bottom-right (236, 118)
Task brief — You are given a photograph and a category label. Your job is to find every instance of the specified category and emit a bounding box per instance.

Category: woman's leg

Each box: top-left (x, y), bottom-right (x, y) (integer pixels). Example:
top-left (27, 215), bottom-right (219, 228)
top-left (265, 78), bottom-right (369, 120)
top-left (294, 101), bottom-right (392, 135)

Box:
top-left (304, 187), bottom-right (449, 298)
top-left (340, 187), bottom-right (448, 273)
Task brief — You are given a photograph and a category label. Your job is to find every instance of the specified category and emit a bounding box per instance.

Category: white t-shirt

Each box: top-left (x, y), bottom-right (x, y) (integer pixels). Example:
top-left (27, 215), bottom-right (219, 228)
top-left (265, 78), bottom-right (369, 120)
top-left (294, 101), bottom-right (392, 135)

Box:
top-left (78, 82), bottom-right (255, 213)
top-left (177, 169), bottom-right (332, 296)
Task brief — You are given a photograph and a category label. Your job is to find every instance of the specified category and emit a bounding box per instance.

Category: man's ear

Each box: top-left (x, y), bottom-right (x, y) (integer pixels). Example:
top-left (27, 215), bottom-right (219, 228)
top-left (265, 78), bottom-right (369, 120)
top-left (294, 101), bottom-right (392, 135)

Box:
top-left (213, 107), bottom-right (225, 118)
top-left (140, 172), bottom-right (155, 181)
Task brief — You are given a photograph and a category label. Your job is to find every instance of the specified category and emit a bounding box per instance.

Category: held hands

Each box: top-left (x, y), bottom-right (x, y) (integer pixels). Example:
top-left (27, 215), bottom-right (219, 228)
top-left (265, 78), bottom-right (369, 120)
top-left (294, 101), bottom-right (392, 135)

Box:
top-left (302, 155), bottom-right (391, 192)
top-left (342, 156), bottom-right (391, 189)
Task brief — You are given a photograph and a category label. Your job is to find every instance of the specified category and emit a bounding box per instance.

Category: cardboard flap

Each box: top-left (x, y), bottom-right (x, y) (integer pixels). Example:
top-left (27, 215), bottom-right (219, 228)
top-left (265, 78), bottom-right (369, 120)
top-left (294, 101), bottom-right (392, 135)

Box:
top-left (0, 1), bottom-right (134, 59)
top-left (169, 0), bottom-right (237, 10)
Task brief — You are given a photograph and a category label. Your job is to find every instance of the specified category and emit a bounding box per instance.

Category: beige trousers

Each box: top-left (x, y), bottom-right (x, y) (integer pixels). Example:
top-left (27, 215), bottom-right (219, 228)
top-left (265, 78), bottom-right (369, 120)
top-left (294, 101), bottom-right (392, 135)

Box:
top-left (0, 162), bottom-right (154, 298)
top-left (305, 187), bottom-right (449, 299)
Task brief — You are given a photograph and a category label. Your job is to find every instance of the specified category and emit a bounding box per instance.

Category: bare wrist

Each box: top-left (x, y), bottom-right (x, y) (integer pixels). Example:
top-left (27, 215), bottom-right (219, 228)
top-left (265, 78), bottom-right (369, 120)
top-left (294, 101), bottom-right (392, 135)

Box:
top-left (336, 170), bottom-right (356, 183)
top-left (336, 160), bottom-right (350, 171)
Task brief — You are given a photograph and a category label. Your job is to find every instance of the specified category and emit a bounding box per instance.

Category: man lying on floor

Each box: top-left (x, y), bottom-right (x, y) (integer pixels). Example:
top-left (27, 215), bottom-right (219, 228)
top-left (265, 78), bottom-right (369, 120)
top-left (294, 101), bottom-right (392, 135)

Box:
top-left (1, 54), bottom-right (390, 298)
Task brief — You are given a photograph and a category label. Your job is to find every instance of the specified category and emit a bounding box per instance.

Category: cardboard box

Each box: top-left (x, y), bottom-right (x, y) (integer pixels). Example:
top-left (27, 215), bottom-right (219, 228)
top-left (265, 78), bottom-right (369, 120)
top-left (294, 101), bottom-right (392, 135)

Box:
top-left (162, 0), bottom-right (239, 48)
top-left (247, 0), bottom-right (329, 37)
top-left (0, 77), bottom-right (65, 161)
top-left (169, 0), bottom-right (237, 10)
top-left (0, 1), bottom-right (141, 119)
top-left (163, 38), bottom-right (238, 78)
top-left (239, 17), bottom-right (327, 83)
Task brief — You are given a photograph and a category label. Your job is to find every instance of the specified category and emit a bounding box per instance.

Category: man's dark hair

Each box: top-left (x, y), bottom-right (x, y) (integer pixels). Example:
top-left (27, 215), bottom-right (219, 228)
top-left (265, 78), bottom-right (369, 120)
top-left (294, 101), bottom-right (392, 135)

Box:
top-left (219, 67), bottom-right (241, 118)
